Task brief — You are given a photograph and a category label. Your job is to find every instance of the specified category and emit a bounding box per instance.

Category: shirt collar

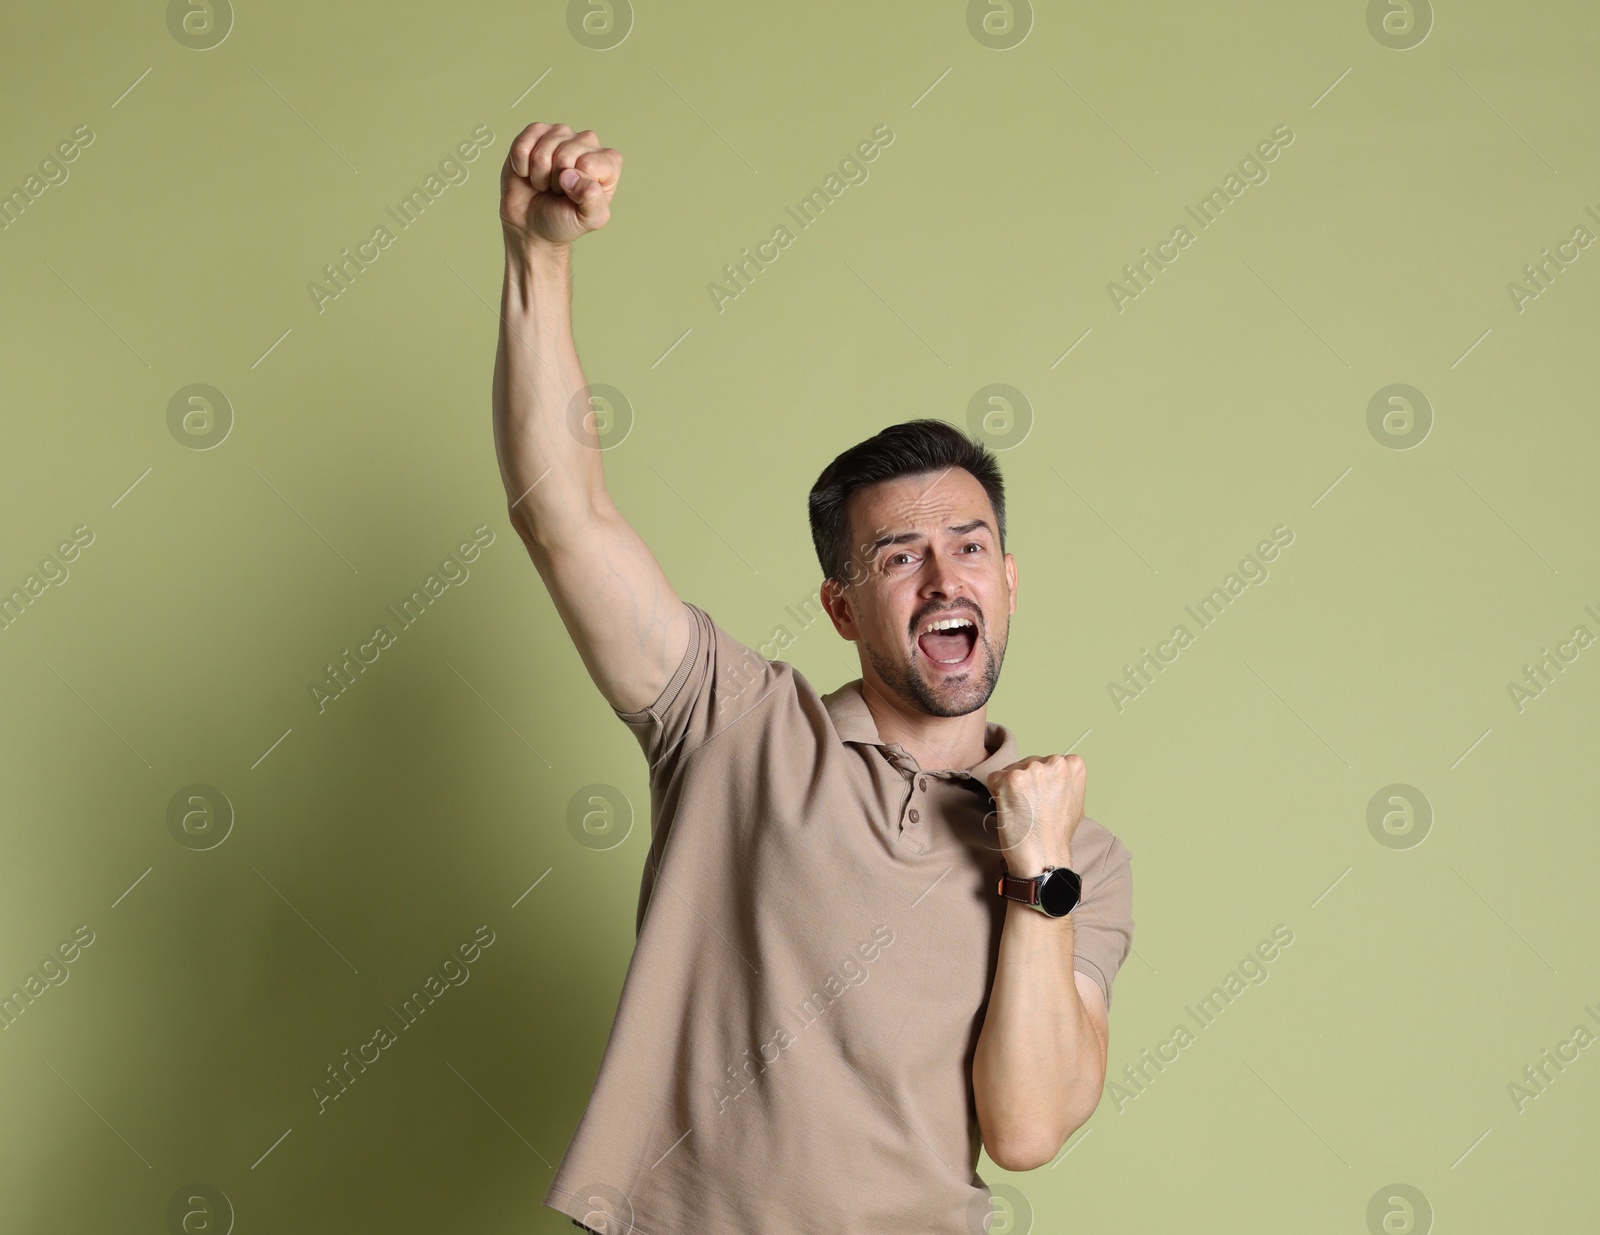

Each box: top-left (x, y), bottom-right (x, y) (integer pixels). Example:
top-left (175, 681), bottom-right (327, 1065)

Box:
top-left (821, 679), bottom-right (1019, 787)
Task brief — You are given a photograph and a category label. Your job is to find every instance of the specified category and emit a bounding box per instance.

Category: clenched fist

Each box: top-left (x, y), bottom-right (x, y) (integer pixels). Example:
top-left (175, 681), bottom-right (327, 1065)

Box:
top-left (985, 753), bottom-right (1087, 874)
top-left (499, 122), bottom-right (622, 249)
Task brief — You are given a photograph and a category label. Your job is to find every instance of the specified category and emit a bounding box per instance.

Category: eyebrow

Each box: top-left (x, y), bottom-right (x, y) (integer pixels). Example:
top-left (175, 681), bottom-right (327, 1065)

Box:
top-left (868, 518), bottom-right (994, 556)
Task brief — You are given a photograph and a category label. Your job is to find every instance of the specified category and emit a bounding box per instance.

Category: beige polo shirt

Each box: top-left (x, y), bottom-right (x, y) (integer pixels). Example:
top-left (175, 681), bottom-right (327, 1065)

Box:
top-left (545, 602), bottom-right (1134, 1235)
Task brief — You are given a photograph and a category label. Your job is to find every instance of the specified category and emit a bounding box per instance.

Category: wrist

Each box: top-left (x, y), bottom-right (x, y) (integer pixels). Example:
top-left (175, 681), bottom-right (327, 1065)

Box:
top-left (503, 232), bottom-right (571, 279)
top-left (1003, 895), bottom-right (1076, 927)
top-left (1003, 849), bottom-right (1073, 877)
top-left (502, 240), bottom-right (572, 315)
top-left (998, 863), bottom-right (1082, 919)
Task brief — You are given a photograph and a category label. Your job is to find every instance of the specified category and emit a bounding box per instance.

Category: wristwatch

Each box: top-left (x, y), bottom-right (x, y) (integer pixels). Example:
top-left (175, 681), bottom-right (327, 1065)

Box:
top-left (996, 865), bottom-right (1081, 918)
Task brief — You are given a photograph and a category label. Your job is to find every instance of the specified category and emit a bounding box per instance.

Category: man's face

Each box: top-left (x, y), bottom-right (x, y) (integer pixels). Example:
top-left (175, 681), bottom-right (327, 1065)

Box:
top-left (824, 468), bottom-right (1016, 717)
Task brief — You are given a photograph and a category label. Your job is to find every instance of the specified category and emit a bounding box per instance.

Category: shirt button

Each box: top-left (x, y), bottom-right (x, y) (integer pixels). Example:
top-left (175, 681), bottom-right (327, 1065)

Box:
top-left (918, 777), bottom-right (927, 792)
top-left (908, 808), bottom-right (920, 823)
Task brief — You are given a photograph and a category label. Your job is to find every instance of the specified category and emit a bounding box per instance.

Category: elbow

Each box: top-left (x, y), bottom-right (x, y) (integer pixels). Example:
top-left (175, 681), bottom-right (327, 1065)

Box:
top-left (506, 487), bottom-right (612, 555)
top-left (983, 1118), bottom-right (1070, 1173)
top-left (986, 1138), bottom-right (1058, 1174)
top-left (985, 1100), bottom-right (1101, 1173)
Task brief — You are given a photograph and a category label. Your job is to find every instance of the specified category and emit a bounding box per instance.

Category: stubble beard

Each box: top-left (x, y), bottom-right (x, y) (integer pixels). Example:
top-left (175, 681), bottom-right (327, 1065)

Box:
top-left (865, 625), bottom-right (1006, 718)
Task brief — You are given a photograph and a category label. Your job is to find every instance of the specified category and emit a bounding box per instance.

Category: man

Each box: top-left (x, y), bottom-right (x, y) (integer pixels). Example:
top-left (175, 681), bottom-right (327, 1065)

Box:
top-left (493, 122), bottom-right (1134, 1235)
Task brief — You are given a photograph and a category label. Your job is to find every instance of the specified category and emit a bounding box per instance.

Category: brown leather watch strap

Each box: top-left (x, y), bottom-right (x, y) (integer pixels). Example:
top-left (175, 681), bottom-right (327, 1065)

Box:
top-left (997, 871), bottom-right (1042, 906)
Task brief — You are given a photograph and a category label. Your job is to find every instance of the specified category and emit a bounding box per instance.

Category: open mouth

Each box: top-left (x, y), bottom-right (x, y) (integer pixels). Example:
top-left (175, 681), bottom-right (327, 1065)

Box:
top-left (915, 614), bottom-right (979, 670)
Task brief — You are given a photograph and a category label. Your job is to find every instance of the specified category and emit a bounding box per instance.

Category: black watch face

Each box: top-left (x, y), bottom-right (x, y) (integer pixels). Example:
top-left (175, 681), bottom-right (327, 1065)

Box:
top-left (1039, 868), bottom-right (1081, 917)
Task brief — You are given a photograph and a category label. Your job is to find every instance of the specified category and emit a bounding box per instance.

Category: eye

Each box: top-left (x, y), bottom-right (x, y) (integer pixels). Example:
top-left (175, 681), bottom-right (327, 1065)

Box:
top-left (888, 552), bottom-right (914, 566)
top-left (960, 542), bottom-right (983, 554)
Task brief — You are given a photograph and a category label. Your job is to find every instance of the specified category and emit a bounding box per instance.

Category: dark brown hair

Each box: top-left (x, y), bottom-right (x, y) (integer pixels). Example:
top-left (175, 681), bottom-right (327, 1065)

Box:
top-left (807, 419), bottom-right (1006, 585)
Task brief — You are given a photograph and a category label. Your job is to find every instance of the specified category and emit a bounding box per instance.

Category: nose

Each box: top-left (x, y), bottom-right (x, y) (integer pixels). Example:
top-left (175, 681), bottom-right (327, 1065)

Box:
top-left (918, 554), bottom-right (972, 613)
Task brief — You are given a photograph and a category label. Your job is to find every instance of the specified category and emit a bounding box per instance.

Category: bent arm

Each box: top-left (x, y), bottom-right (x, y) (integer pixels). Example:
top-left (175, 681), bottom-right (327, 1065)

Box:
top-left (972, 908), bottom-right (1109, 1172)
top-left (491, 239), bottom-right (691, 715)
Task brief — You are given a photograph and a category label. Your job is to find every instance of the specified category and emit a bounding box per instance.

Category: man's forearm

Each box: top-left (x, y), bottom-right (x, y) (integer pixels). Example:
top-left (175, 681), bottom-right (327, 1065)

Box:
top-left (971, 893), bottom-right (1107, 1171)
top-left (491, 237), bottom-right (608, 549)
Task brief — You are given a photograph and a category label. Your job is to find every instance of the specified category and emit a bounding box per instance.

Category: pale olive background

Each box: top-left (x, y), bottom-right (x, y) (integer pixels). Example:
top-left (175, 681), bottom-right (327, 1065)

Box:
top-left (2, 1), bottom-right (1597, 1231)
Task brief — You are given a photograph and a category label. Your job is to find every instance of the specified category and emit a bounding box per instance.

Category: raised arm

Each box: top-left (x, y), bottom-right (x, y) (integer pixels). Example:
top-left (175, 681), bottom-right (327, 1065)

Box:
top-left (492, 122), bottom-right (692, 715)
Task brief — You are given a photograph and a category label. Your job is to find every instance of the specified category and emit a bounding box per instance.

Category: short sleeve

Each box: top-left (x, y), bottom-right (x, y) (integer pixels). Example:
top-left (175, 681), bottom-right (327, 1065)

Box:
top-left (611, 601), bottom-right (787, 782)
top-left (1070, 836), bottom-right (1134, 1011)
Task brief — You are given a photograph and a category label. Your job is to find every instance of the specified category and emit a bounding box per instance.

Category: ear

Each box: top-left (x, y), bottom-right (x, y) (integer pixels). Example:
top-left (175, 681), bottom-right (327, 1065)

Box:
top-left (1005, 551), bottom-right (1018, 617)
top-left (820, 577), bottom-right (858, 640)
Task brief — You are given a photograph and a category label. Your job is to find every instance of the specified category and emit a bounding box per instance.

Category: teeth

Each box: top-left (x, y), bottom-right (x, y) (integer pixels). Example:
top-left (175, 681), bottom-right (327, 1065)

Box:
top-left (920, 616), bottom-right (975, 635)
